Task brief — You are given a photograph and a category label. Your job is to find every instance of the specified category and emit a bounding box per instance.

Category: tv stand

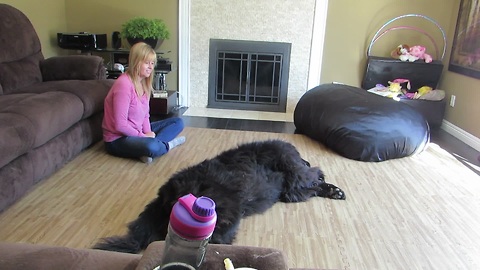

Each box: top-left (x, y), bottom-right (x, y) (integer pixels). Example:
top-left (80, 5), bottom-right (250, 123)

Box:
top-left (89, 48), bottom-right (172, 88)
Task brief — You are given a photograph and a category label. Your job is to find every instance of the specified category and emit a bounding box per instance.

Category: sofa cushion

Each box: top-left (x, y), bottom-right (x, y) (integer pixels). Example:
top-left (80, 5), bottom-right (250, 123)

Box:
top-left (136, 242), bottom-right (289, 270)
top-left (0, 112), bottom-right (35, 168)
top-left (0, 242), bottom-right (141, 270)
top-left (15, 80), bottom-right (113, 119)
top-left (0, 241), bottom-right (296, 270)
top-left (41, 55), bottom-right (107, 81)
top-left (0, 4), bottom-right (43, 94)
top-left (0, 53), bottom-right (43, 95)
top-left (0, 92), bottom-right (83, 167)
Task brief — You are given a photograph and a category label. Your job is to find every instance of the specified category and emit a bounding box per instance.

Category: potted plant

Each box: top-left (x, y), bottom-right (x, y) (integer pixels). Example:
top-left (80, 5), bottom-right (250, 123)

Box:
top-left (121, 17), bottom-right (170, 50)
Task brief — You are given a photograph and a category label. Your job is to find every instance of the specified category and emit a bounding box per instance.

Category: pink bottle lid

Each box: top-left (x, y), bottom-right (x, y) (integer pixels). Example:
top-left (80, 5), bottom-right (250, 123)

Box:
top-left (169, 194), bottom-right (217, 240)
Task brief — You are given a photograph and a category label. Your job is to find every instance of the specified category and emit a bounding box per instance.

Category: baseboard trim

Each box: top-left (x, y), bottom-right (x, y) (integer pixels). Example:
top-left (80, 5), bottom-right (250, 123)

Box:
top-left (441, 120), bottom-right (480, 152)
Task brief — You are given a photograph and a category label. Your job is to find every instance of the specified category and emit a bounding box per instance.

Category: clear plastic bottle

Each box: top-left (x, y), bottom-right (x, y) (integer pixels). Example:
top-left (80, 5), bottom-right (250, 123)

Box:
top-left (160, 193), bottom-right (217, 270)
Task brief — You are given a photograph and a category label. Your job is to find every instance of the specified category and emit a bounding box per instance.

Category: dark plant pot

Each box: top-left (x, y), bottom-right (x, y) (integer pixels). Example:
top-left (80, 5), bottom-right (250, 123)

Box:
top-left (127, 38), bottom-right (164, 50)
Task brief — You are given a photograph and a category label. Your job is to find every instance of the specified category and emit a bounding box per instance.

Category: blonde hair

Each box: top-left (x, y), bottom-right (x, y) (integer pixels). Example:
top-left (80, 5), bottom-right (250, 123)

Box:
top-left (126, 42), bottom-right (157, 98)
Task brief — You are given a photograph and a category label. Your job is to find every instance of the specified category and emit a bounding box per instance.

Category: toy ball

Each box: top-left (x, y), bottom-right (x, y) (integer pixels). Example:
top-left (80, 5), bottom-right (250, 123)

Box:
top-left (113, 63), bottom-right (125, 72)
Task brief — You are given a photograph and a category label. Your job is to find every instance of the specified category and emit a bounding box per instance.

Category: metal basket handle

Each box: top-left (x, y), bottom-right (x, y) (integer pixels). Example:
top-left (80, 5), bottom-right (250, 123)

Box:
top-left (367, 14), bottom-right (447, 61)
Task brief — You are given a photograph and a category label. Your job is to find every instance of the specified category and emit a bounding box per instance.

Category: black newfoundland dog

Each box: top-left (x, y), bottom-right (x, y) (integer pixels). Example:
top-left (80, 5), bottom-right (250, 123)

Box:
top-left (94, 140), bottom-right (345, 253)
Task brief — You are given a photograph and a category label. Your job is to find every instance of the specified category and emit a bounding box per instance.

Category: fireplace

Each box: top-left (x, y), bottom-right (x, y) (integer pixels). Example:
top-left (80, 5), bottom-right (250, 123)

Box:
top-left (208, 39), bottom-right (291, 112)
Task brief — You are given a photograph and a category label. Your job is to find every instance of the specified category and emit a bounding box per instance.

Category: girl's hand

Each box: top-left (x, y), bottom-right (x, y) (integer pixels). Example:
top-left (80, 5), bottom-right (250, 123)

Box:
top-left (145, 131), bottom-right (156, 138)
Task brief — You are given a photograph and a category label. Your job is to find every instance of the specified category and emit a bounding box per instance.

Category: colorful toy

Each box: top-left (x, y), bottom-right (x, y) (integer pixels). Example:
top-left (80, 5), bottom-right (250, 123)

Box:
top-left (391, 78), bottom-right (411, 91)
top-left (367, 78), bottom-right (409, 100)
top-left (388, 81), bottom-right (402, 94)
top-left (415, 86), bottom-right (433, 98)
top-left (391, 44), bottom-right (418, 62)
top-left (390, 44), bottom-right (410, 59)
top-left (418, 89), bottom-right (445, 101)
top-left (409, 45), bottom-right (433, 63)
top-left (391, 44), bottom-right (433, 63)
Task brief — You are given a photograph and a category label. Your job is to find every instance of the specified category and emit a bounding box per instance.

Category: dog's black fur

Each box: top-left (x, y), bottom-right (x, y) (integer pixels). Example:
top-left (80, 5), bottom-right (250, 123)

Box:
top-left (93, 140), bottom-right (345, 253)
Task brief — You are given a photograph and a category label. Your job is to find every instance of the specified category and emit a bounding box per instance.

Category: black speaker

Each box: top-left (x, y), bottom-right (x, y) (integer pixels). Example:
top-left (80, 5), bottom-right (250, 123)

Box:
top-left (112, 31), bottom-right (121, 49)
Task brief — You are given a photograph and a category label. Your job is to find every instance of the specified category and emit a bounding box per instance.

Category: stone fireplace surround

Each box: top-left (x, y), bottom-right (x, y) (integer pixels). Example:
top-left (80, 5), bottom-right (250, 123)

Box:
top-left (208, 39), bottom-right (291, 112)
top-left (180, 0), bottom-right (327, 114)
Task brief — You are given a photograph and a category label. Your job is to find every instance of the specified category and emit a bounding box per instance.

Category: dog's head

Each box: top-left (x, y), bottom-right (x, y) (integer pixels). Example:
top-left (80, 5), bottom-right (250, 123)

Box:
top-left (304, 167), bottom-right (326, 191)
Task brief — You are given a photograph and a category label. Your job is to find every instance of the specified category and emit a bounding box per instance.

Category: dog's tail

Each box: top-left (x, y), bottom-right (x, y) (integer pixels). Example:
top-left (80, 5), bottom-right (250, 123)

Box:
top-left (93, 214), bottom-right (161, 253)
top-left (93, 234), bottom-right (142, 254)
top-left (93, 196), bottom-right (170, 253)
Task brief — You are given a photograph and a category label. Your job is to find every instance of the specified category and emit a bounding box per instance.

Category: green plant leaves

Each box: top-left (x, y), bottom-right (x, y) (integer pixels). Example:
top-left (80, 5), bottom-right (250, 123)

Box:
top-left (121, 17), bottom-right (170, 39)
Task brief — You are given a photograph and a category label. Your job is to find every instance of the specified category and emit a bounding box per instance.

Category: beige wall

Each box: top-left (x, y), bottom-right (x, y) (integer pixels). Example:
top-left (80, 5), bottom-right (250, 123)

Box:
top-left (2, 0), bottom-right (67, 58)
top-left (323, 0), bottom-right (479, 139)
top-left (2, 0), bottom-right (178, 108)
top-left (63, 0), bottom-right (178, 91)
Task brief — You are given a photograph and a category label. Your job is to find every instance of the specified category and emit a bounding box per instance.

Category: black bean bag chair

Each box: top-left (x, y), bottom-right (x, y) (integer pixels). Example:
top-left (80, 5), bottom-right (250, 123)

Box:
top-left (294, 84), bottom-right (430, 162)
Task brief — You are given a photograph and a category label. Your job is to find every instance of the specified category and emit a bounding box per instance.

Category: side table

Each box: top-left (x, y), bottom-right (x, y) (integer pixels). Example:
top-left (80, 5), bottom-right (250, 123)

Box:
top-left (150, 90), bottom-right (177, 115)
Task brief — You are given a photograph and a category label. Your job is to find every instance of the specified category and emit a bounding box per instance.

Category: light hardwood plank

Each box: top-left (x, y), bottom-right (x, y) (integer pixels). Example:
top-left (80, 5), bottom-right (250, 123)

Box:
top-left (1, 127), bottom-right (480, 269)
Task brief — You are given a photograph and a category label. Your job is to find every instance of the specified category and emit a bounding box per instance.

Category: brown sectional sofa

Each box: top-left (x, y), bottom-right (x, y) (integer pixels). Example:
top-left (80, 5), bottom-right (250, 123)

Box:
top-left (0, 241), bottom-right (323, 270)
top-left (0, 3), bottom-right (114, 212)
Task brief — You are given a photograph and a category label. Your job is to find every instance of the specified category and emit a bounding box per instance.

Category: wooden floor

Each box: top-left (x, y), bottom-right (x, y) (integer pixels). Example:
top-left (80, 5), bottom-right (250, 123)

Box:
top-left (168, 107), bottom-right (480, 175)
top-left (1, 109), bottom-right (480, 269)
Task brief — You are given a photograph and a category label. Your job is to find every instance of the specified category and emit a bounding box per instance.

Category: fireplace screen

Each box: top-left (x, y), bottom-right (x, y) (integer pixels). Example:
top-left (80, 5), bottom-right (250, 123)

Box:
top-left (208, 39), bottom-right (291, 112)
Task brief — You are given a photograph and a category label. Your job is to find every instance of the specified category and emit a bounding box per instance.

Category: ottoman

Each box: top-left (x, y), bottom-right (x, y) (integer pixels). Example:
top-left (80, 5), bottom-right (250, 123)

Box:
top-left (294, 83), bottom-right (430, 162)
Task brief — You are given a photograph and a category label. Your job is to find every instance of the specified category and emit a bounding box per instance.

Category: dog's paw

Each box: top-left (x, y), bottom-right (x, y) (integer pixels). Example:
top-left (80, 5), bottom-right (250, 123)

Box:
top-left (314, 183), bottom-right (346, 200)
top-left (329, 187), bottom-right (346, 200)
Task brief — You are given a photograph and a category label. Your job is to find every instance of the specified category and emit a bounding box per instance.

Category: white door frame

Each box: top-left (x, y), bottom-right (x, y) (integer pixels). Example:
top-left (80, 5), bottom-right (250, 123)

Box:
top-left (178, 0), bottom-right (191, 107)
top-left (307, 0), bottom-right (329, 90)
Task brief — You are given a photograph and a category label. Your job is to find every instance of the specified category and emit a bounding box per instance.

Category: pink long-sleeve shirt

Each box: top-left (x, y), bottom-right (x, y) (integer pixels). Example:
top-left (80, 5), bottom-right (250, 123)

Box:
top-left (102, 73), bottom-right (152, 142)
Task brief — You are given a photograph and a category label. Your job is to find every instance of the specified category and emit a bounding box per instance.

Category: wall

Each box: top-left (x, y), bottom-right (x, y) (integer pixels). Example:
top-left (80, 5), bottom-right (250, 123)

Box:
top-left (322, 0), bottom-right (454, 87)
top-left (323, 0), bottom-right (479, 139)
top-left (2, 0), bottom-right (67, 58)
top-left (440, 0), bottom-right (480, 144)
top-left (63, 0), bottom-right (178, 91)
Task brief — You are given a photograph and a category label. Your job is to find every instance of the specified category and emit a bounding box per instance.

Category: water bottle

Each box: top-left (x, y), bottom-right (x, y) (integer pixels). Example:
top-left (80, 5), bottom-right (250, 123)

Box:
top-left (160, 193), bottom-right (217, 270)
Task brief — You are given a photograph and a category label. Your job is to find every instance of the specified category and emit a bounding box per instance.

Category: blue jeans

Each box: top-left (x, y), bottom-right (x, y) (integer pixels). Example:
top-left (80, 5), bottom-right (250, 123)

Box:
top-left (105, 117), bottom-right (184, 159)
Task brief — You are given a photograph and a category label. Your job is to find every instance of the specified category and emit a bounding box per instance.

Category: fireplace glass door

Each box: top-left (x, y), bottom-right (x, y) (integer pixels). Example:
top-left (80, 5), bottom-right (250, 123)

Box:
top-left (208, 39), bottom-right (290, 112)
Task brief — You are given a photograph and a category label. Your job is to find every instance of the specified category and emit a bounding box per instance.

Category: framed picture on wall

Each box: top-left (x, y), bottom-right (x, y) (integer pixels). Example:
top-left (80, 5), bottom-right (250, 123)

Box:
top-left (448, 0), bottom-right (480, 79)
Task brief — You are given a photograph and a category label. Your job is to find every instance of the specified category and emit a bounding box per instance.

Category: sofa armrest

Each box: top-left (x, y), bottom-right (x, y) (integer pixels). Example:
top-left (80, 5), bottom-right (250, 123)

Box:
top-left (40, 55), bottom-right (107, 81)
top-left (136, 241), bottom-right (289, 270)
top-left (0, 242), bottom-right (140, 270)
